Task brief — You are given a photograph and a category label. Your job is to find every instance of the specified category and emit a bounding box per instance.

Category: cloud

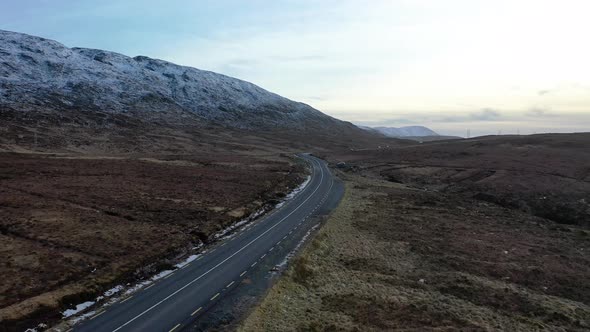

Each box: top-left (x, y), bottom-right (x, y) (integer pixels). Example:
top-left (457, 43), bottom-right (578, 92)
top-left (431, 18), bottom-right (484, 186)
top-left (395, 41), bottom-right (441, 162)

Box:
top-left (438, 108), bottom-right (503, 123)
top-left (349, 108), bottom-right (505, 127)
top-left (268, 55), bottom-right (326, 62)
top-left (469, 108), bottom-right (502, 121)
top-left (525, 107), bottom-right (558, 117)
top-left (305, 96), bottom-right (327, 101)
top-left (537, 89), bottom-right (552, 95)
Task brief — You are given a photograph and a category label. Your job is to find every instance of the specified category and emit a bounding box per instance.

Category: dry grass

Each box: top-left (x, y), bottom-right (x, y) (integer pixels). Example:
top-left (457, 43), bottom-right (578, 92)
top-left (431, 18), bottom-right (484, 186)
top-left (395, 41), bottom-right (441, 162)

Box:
top-left (240, 173), bottom-right (590, 331)
top-left (0, 151), bottom-right (304, 328)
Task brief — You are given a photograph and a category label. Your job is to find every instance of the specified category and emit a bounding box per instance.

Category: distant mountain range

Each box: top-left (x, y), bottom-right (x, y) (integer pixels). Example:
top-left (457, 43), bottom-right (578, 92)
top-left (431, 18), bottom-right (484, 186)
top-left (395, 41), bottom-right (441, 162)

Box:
top-left (0, 30), bottom-right (383, 152)
top-left (358, 125), bottom-right (438, 137)
top-left (358, 125), bottom-right (462, 142)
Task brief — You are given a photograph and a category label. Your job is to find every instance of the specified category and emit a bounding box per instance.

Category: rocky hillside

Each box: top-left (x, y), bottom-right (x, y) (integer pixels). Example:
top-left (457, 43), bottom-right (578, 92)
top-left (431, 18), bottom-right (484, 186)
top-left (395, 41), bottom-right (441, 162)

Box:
top-left (0, 30), bottom-right (376, 152)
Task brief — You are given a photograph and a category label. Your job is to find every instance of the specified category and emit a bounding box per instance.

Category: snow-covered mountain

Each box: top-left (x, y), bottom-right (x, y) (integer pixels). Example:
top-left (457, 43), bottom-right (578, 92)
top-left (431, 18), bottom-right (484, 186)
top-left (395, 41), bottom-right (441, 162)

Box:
top-left (0, 30), bottom-right (361, 134)
top-left (359, 125), bottom-right (439, 137)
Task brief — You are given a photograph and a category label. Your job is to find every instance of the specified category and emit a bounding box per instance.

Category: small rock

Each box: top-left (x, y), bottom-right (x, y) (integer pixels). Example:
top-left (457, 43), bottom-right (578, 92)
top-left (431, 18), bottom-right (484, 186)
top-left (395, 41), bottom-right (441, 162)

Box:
top-left (418, 278), bottom-right (426, 284)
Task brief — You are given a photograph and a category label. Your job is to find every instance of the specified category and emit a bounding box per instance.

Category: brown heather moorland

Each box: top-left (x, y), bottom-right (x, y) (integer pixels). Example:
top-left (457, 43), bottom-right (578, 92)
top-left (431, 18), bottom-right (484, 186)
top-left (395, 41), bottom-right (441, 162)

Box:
top-left (241, 133), bottom-right (590, 332)
top-left (0, 146), bottom-right (305, 330)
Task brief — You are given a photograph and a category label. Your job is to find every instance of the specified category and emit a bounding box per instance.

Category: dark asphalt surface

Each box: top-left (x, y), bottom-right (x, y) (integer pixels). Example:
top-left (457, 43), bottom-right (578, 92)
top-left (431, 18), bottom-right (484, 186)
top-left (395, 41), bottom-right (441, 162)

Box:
top-left (72, 154), bottom-right (339, 332)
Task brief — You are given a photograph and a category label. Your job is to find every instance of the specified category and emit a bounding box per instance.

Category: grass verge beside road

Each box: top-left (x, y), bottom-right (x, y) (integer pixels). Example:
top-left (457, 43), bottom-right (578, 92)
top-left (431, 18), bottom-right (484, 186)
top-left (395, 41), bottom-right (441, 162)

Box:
top-left (240, 172), bottom-right (590, 331)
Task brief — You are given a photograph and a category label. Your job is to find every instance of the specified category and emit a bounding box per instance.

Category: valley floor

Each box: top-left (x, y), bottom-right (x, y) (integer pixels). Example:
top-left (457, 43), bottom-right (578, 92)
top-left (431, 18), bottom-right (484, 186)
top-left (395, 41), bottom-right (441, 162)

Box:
top-left (241, 160), bottom-right (590, 331)
top-left (239, 134), bottom-right (590, 331)
top-left (0, 151), bottom-right (303, 330)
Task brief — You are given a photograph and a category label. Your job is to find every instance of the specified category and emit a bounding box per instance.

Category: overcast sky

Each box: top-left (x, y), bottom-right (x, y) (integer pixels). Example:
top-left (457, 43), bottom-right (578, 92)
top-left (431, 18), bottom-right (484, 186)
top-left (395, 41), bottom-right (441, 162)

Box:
top-left (2, 0), bottom-right (589, 136)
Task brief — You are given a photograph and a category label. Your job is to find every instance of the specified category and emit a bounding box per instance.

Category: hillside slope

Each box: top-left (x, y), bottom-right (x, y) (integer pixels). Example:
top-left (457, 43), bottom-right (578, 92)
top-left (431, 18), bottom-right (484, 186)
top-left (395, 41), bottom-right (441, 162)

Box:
top-left (0, 30), bottom-right (382, 152)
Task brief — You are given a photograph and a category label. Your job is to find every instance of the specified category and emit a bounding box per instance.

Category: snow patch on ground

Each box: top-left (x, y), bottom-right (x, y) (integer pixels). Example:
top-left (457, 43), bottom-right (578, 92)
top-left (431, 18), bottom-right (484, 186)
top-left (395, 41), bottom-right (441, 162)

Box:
top-left (0, 30), bottom-right (342, 131)
top-left (275, 175), bottom-right (311, 209)
top-left (175, 254), bottom-right (200, 269)
top-left (58, 170), bottom-right (312, 324)
top-left (153, 269), bottom-right (174, 280)
top-left (62, 301), bottom-right (95, 318)
top-left (123, 280), bottom-right (153, 296)
top-left (24, 324), bottom-right (47, 332)
top-left (103, 285), bottom-right (124, 297)
top-left (286, 175), bottom-right (311, 200)
top-left (69, 310), bottom-right (100, 325)
top-left (214, 173), bottom-right (311, 241)
top-left (213, 208), bottom-right (265, 241)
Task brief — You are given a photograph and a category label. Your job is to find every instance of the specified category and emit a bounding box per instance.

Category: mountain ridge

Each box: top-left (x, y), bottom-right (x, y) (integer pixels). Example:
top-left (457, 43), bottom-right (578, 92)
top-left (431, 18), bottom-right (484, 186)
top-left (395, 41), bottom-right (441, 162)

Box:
top-left (0, 29), bottom-right (368, 136)
top-left (0, 29), bottom-right (392, 153)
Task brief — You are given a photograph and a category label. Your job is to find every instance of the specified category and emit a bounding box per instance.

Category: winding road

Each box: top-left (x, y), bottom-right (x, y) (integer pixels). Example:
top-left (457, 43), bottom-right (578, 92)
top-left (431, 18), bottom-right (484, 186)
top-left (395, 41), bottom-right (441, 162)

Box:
top-left (71, 154), bottom-right (340, 332)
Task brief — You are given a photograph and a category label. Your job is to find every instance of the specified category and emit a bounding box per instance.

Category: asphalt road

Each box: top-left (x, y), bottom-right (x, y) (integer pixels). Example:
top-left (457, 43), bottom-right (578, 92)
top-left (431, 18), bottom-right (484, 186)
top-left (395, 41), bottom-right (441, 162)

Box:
top-left (72, 154), bottom-right (338, 332)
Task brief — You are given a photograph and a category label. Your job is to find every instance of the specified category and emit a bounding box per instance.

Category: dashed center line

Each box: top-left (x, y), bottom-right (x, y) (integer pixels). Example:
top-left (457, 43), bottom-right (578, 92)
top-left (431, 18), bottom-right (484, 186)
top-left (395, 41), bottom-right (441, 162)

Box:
top-left (240, 271), bottom-right (247, 277)
top-left (191, 307), bottom-right (202, 316)
top-left (169, 323), bottom-right (180, 332)
top-left (260, 254), bottom-right (266, 259)
top-left (109, 158), bottom-right (326, 332)
top-left (226, 281), bottom-right (235, 288)
top-left (251, 262), bottom-right (257, 267)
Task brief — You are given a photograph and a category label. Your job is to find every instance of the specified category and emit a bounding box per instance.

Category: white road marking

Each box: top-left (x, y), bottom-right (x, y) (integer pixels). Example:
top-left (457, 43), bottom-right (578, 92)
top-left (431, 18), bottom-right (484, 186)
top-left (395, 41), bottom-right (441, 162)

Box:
top-left (210, 293), bottom-right (220, 301)
top-left (226, 281), bottom-right (235, 288)
top-left (120, 296), bottom-right (133, 303)
top-left (111, 158), bottom-right (325, 332)
top-left (191, 307), bottom-right (202, 316)
top-left (240, 271), bottom-right (247, 277)
top-left (169, 323), bottom-right (180, 332)
top-left (91, 311), bottom-right (105, 320)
